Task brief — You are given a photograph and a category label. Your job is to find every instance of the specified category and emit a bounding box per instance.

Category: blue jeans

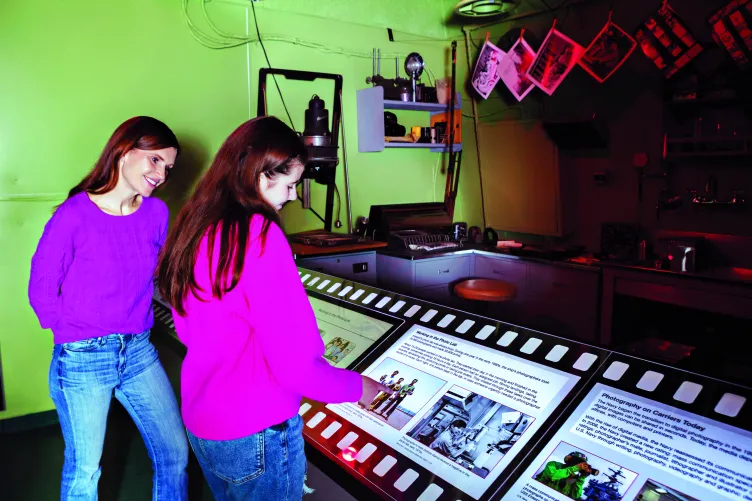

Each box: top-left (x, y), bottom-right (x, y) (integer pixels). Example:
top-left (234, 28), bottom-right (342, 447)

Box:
top-left (187, 415), bottom-right (307, 501)
top-left (49, 331), bottom-right (188, 500)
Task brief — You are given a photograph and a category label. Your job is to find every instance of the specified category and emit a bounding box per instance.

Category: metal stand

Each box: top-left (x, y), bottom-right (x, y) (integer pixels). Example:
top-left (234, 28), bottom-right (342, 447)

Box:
top-left (444, 41), bottom-right (462, 220)
top-left (257, 68), bottom-right (343, 232)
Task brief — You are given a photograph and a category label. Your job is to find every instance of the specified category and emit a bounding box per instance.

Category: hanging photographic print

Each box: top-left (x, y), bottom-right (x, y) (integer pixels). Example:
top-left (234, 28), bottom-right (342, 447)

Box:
top-left (708, 0), bottom-right (752, 70)
top-left (496, 36), bottom-right (537, 101)
top-left (634, 2), bottom-right (703, 79)
top-left (579, 20), bottom-right (637, 83)
top-left (471, 40), bottom-right (505, 99)
top-left (526, 27), bottom-right (585, 96)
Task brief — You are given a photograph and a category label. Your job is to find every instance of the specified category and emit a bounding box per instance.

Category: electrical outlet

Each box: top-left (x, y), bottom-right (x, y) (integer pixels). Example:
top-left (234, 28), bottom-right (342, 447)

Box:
top-left (593, 172), bottom-right (608, 186)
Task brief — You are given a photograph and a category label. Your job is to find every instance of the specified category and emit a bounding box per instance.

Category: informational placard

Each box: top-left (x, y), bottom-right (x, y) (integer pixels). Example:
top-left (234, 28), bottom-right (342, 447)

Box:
top-left (502, 383), bottom-right (752, 501)
top-left (326, 324), bottom-right (580, 500)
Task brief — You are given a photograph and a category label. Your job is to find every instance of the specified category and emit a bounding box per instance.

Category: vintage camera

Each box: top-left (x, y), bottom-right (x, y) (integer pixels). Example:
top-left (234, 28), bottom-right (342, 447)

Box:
top-left (564, 453), bottom-right (599, 476)
top-left (580, 463), bottom-right (600, 476)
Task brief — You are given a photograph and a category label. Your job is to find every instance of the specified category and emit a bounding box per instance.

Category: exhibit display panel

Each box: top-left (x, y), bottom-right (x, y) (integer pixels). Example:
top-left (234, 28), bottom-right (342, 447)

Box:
top-left (152, 269), bottom-right (751, 501)
top-left (295, 269), bottom-right (607, 501)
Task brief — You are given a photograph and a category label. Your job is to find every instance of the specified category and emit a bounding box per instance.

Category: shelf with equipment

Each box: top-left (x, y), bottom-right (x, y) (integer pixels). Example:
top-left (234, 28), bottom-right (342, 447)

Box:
top-left (664, 136), bottom-right (752, 159)
top-left (356, 85), bottom-right (462, 153)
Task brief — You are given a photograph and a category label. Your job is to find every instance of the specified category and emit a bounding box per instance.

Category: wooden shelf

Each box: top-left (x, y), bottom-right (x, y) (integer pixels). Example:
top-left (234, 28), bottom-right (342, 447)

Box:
top-left (384, 141), bottom-right (462, 152)
top-left (382, 100), bottom-right (453, 112)
top-left (664, 97), bottom-right (746, 107)
top-left (666, 151), bottom-right (751, 159)
top-left (665, 137), bottom-right (751, 159)
top-left (356, 86), bottom-right (462, 153)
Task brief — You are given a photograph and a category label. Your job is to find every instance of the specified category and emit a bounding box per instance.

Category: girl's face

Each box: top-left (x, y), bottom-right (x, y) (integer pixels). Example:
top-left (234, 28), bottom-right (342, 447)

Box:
top-left (260, 162), bottom-right (304, 211)
top-left (119, 148), bottom-right (177, 197)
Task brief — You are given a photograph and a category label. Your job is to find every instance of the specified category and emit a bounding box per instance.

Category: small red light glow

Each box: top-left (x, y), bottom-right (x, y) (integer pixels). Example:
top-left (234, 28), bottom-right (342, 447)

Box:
top-left (342, 446), bottom-right (357, 462)
top-left (668, 255), bottom-right (674, 261)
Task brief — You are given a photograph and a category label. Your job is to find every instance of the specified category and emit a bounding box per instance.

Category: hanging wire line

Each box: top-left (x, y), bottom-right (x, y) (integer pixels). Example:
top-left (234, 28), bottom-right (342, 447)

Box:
top-left (185, 0), bottom-right (575, 58)
top-left (249, 0), bottom-right (295, 130)
top-left (183, 0), bottom-right (423, 57)
top-left (333, 183), bottom-right (342, 226)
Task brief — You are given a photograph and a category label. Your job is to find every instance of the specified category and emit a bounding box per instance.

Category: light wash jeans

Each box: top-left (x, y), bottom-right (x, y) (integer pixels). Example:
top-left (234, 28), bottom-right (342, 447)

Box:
top-left (187, 414), bottom-right (307, 501)
top-left (49, 331), bottom-right (188, 500)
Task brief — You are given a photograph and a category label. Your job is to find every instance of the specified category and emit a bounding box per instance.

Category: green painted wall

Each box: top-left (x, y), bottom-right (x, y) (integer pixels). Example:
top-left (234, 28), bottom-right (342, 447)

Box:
top-left (242, 0), bottom-right (452, 40)
top-left (0, 0), bottom-right (481, 420)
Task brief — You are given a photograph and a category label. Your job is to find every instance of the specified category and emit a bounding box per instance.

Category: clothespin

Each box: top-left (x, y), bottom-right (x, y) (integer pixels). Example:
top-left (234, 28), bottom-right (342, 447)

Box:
top-left (608, 9), bottom-right (613, 23)
top-left (551, 18), bottom-right (557, 31)
top-left (485, 32), bottom-right (490, 43)
top-left (519, 28), bottom-right (525, 40)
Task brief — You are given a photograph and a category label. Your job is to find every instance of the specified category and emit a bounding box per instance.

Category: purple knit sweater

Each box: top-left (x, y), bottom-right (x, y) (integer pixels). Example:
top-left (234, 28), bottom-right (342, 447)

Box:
top-left (28, 192), bottom-right (168, 344)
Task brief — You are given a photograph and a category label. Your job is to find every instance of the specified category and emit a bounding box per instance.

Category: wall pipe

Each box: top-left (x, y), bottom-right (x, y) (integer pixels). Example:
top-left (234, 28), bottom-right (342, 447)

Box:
top-left (463, 27), bottom-right (487, 230)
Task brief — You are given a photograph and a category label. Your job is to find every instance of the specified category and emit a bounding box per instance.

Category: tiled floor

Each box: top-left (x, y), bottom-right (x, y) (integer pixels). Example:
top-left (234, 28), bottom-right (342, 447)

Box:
top-left (0, 401), bottom-right (356, 501)
top-left (0, 402), bottom-right (212, 501)
top-left (1, 335), bottom-right (357, 501)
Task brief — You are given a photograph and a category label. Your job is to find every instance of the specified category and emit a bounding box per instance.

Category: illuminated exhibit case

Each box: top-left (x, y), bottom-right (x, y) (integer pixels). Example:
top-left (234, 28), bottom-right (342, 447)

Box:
top-left (152, 269), bottom-right (751, 501)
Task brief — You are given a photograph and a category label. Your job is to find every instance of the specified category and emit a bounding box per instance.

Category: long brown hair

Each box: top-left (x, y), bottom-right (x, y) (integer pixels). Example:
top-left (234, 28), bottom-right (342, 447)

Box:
top-left (157, 116), bottom-right (307, 316)
top-left (67, 116), bottom-right (179, 199)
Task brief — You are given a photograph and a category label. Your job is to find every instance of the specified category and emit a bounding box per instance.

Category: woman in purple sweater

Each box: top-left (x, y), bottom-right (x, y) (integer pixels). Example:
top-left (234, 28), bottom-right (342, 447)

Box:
top-left (28, 116), bottom-right (188, 500)
top-left (157, 116), bottom-right (387, 500)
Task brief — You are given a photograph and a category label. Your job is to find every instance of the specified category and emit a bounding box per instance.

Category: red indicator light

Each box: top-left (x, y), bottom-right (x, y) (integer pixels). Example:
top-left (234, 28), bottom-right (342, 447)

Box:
top-left (342, 446), bottom-right (357, 462)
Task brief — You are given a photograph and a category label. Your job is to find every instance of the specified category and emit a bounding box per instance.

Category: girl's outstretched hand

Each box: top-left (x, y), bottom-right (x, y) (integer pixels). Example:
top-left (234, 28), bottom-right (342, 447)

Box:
top-left (358, 375), bottom-right (391, 407)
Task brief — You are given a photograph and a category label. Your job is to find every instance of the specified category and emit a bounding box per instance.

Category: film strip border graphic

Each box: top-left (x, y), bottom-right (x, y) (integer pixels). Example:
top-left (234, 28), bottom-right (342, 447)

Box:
top-left (485, 356), bottom-right (752, 499)
top-left (591, 354), bottom-right (751, 432)
top-left (635, 3), bottom-right (703, 79)
top-left (297, 268), bottom-right (750, 428)
top-left (709, 0), bottom-right (752, 70)
top-left (296, 268), bottom-right (751, 500)
top-left (296, 268), bottom-right (609, 501)
top-left (150, 270), bottom-right (750, 500)
top-left (297, 268), bottom-right (608, 375)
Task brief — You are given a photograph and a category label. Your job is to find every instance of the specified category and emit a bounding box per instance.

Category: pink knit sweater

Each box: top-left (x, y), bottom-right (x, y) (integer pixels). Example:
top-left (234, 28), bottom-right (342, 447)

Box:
top-left (173, 215), bottom-right (362, 440)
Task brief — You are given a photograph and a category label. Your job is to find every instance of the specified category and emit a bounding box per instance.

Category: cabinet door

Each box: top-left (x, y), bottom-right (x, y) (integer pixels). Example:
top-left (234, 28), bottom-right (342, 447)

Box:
top-left (376, 254), bottom-right (415, 292)
top-left (525, 264), bottom-right (600, 342)
top-left (477, 120), bottom-right (563, 236)
top-left (413, 284), bottom-right (470, 310)
top-left (414, 256), bottom-right (472, 288)
top-left (297, 253), bottom-right (377, 285)
top-left (474, 256), bottom-right (528, 291)
top-left (324, 253), bottom-right (377, 286)
top-left (296, 257), bottom-right (331, 275)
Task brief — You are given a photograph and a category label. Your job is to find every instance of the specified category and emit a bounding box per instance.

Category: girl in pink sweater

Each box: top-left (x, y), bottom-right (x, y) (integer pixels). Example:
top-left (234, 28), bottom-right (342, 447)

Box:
top-left (157, 116), bottom-right (386, 500)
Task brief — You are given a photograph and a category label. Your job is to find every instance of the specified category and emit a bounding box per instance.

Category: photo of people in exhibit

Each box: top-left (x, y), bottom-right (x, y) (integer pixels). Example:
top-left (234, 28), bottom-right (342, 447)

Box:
top-left (631, 479), bottom-right (700, 501)
top-left (323, 336), bottom-right (355, 364)
top-left (359, 358), bottom-right (447, 431)
top-left (533, 441), bottom-right (638, 500)
top-left (407, 385), bottom-right (534, 479)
